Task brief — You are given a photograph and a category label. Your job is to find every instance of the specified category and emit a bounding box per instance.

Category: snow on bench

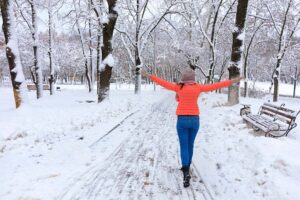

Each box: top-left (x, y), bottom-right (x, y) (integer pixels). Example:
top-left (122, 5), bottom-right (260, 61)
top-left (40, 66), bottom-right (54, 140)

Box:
top-left (240, 103), bottom-right (299, 137)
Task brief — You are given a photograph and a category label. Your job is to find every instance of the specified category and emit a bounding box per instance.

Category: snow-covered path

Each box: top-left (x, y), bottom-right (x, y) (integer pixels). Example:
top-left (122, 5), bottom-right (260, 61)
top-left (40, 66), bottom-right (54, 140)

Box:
top-left (59, 96), bottom-right (212, 200)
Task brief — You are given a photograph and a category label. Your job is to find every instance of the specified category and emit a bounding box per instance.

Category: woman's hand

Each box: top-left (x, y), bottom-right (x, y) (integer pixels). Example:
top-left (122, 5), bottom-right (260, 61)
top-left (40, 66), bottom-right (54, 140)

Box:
top-left (231, 76), bottom-right (244, 83)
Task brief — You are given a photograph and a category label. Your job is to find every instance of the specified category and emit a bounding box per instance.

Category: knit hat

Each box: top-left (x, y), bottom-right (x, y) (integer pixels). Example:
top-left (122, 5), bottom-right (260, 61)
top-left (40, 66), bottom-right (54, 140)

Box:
top-left (181, 68), bottom-right (196, 84)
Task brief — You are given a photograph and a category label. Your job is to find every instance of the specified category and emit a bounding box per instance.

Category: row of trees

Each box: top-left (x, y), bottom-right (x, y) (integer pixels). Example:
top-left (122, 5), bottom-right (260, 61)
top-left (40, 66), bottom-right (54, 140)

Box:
top-left (1, 0), bottom-right (300, 108)
top-left (1, 0), bottom-right (118, 107)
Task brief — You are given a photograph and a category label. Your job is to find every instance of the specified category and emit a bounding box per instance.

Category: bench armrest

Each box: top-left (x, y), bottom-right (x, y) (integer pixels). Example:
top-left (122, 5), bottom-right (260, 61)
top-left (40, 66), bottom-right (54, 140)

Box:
top-left (295, 110), bottom-right (300, 117)
top-left (241, 104), bottom-right (251, 108)
top-left (240, 104), bottom-right (252, 116)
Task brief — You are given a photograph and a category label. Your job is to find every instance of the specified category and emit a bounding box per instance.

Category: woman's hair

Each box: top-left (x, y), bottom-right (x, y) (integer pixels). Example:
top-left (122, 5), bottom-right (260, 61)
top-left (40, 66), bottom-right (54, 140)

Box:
top-left (177, 83), bottom-right (185, 89)
top-left (177, 81), bottom-right (197, 90)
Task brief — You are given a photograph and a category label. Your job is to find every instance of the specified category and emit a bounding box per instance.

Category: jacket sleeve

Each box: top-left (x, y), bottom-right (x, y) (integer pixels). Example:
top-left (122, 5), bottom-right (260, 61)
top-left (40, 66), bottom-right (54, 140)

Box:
top-left (198, 80), bottom-right (232, 92)
top-left (149, 75), bottom-right (178, 92)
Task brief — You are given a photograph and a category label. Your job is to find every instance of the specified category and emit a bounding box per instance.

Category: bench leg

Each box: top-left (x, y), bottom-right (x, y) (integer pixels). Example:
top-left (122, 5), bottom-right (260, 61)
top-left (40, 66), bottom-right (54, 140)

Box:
top-left (285, 129), bottom-right (292, 136)
top-left (285, 123), bottom-right (297, 136)
top-left (252, 125), bottom-right (260, 132)
top-left (265, 132), bottom-right (269, 137)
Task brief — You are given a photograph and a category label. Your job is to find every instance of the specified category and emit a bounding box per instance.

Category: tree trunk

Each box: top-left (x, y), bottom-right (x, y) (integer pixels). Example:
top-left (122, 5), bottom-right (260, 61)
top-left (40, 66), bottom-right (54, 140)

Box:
top-left (293, 79), bottom-right (296, 98)
top-left (73, 0), bottom-right (92, 92)
top-left (228, 0), bottom-right (249, 105)
top-left (29, 66), bottom-right (36, 83)
top-left (88, 0), bottom-right (93, 88)
top-left (96, 28), bottom-right (101, 98)
top-left (1, 0), bottom-right (26, 108)
top-left (200, 3), bottom-right (212, 48)
top-left (293, 67), bottom-right (298, 98)
top-left (31, 1), bottom-right (43, 99)
top-left (0, 69), bottom-right (3, 86)
top-left (207, 0), bottom-right (223, 84)
top-left (134, 47), bottom-right (142, 94)
top-left (134, 0), bottom-right (142, 94)
top-left (243, 22), bottom-right (263, 97)
top-left (98, 0), bottom-right (118, 102)
top-left (79, 35), bottom-right (92, 91)
top-left (272, 0), bottom-right (292, 102)
top-left (273, 59), bottom-right (281, 102)
top-left (91, 0), bottom-right (102, 97)
top-left (153, 31), bottom-right (157, 91)
top-left (48, 1), bottom-right (54, 95)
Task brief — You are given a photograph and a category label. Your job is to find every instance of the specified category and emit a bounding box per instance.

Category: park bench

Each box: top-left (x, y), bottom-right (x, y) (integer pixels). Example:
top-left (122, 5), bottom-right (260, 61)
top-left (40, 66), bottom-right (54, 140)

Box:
top-left (27, 84), bottom-right (50, 91)
top-left (240, 103), bottom-right (299, 137)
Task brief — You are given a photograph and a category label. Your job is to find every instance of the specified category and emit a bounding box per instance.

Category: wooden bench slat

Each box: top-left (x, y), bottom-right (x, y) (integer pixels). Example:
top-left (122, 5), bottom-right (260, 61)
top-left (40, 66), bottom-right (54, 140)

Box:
top-left (264, 103), bottom-right (296, 114)
top-left (261, 105), bottom-right (296, 120)
top-left (242, 115), bottom-right (270, 132)
top-left (260, 109), bottom-right (292, 124)
top-left (246, 114), bottom-right (287, 131)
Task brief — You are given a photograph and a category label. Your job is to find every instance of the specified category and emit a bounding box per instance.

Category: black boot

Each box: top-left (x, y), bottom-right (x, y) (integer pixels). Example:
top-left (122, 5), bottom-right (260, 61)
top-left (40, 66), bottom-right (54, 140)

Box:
top-left (181, 166), bottom-right (191, 188)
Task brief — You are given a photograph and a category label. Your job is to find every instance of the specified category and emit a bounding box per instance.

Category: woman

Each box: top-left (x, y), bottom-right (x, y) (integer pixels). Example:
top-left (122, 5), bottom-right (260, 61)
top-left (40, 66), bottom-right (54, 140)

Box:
top-left (142, 68), bottom-right (243, 188)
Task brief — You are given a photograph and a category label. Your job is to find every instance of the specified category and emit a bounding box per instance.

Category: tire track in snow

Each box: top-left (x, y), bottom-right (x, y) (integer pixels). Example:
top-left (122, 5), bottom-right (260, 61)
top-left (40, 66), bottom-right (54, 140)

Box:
top-left (89, 110), bottom-right (140, 148)
top-left (191, 162), bottom-right (214, 200)
top-left (58, 95), bottom-right (211, 200)
top-left (58, 101), bottom-right (163, 200)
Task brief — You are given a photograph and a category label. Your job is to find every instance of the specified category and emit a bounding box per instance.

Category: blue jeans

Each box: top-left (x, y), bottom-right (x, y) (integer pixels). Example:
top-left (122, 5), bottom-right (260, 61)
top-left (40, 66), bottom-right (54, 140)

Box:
top-left (176, 116), bottom-right (200, 167)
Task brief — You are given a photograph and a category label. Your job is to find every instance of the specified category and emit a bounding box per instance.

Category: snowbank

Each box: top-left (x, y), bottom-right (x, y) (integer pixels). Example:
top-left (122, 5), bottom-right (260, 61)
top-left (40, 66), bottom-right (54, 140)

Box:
top-left (196, 93), bottom-right (300, 200)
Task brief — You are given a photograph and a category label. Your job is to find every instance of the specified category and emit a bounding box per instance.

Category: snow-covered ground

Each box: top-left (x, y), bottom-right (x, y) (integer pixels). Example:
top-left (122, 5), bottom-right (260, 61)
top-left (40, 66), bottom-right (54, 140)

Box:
top-left (0, 84), bottom-right (300, 200)
top-left (240, 81), bottom-right (300, 97)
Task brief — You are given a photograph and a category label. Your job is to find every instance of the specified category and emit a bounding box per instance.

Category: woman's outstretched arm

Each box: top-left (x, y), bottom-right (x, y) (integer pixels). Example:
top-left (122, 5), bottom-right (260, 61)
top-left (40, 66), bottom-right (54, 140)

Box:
top-left (199, 77), bottom-right (243, 92)
top-left (141, 70), bottom-right (178, 92)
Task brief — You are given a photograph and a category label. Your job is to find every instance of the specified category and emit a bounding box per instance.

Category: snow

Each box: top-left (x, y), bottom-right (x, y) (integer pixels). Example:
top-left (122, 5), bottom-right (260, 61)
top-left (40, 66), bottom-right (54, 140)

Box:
top-left (233, 26), bottom-right (239, 33)
top-left (198, 94), bottom-right (300, 199)
top-left (0, 83), bottom-right (300, 200)
top-left (277, 52), bottom-right (283, 60)
top-left (104, 54), bottom-right (115, 67)
top-left (237, 30), bottom-right (245, 41)
top-left (101, 14), bottom-right (109, 24)
top-left (100, 54), bottom-right (115, 70)
top-left (229, 60), bottom-right (242, 69)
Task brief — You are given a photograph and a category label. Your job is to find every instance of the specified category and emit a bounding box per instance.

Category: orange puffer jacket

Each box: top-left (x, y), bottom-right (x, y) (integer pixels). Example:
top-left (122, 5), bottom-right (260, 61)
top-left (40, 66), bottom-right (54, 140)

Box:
top-left (150, 75), bottom-right (232, 116)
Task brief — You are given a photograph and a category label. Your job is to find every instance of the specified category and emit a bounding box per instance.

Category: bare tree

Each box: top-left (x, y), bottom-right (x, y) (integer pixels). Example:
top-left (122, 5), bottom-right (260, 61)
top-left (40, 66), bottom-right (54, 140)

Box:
top-left (292, 66), bottom-right (300, 97)
top-left (182, 0), bottom-right (237, 83)
top-left (118, 0), bottom-right (178, 94)
top-left (30, 0), bottom-right (43, 98)
top-left (73, 0), bottom-right (93, 92)
top-left (98, 0), bottom-right (118, 102)
top-left (1, 0), bottom-right (27, 108)
top-left (88, 0), bottom-right (94, 86)
top-left (15, 0), bottom-right (43, 98)
top-left (48, 0), bottom-right (54, 95)
top-left (90, 0), bottom-right (103, 97)
top-left (267, 0), bottom-right (300, 101)
top-left (243, 15), bottom-right (265, 97)
top-left (228, 0), bottom-right (249, 105)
